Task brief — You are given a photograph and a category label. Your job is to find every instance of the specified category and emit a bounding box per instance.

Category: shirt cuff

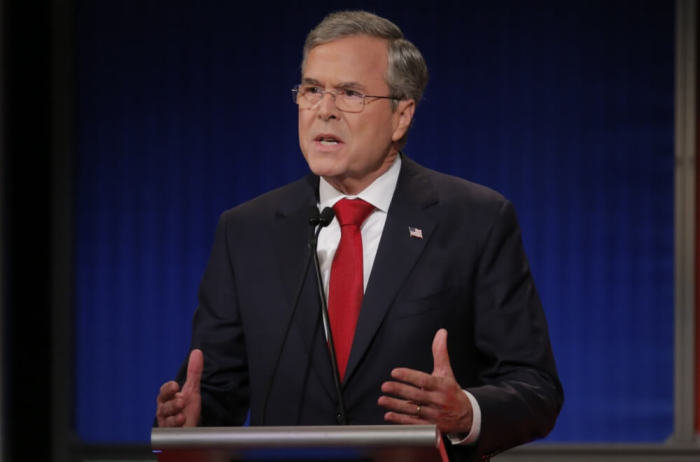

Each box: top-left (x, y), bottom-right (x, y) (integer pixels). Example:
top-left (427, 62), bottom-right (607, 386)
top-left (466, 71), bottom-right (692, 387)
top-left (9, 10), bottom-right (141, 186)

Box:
top-left (447, 390), bottom-right (482, 445)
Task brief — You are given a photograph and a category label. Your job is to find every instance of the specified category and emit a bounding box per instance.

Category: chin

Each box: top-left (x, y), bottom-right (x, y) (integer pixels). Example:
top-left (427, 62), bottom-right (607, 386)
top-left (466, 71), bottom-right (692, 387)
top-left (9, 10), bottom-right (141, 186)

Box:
top-left (304, 153), bottom-right (345, 178)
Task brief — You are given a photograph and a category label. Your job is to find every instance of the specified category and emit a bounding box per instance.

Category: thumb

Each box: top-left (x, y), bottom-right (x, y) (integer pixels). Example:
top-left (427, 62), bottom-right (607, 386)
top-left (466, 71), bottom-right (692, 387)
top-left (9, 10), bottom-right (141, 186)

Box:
top-left (431, 329), bottom-right (454, 377)
top-left (182, 348), bottom-right (203, 395)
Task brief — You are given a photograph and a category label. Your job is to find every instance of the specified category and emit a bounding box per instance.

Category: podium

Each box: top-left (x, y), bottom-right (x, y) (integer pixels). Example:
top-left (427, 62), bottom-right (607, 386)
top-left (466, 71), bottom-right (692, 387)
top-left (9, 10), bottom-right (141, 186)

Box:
top-left (151, 425), bottom-right (450, 461)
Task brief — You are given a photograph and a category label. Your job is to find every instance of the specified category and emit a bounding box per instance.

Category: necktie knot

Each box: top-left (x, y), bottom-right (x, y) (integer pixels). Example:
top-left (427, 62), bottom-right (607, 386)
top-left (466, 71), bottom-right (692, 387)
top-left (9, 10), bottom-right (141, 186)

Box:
top-left (333, 198), bottom-right (375, 227)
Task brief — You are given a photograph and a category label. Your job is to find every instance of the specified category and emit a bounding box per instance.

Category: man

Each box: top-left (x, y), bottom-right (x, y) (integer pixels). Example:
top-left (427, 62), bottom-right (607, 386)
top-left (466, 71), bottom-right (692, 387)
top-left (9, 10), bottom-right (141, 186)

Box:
top-left (156, 10), bottom-right (562, 461)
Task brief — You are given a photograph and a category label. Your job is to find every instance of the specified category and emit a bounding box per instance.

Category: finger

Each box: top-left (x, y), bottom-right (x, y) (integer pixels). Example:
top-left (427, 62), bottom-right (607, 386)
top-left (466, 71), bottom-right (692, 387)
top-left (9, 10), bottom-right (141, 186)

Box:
top-left (432, 328), bottom-right (454, 377)
top-left (182, 349), bottom-right (203, 395)
top-left (378, 394), bottom-right (442, 421)
top-left (378, 395), bottom-right (423, 415)
top-left (161, 412), bottom-right (186, 427)
top-left (158, 381), bottom-right (180, 404)
top-left (382, 380), bottom-right (452, 412)
top-left (383, 411), bottom-right (431, 426)
top-left (377, 396), bottom-right (440, 422)
top-left (158, 397), bottom-right (186, 418)
top-left (157, 397), bottom-right (186, 427)
top-left (381, 380), bottom-right (443, 405)
top-left (389, 368), bottom-right (439, 390)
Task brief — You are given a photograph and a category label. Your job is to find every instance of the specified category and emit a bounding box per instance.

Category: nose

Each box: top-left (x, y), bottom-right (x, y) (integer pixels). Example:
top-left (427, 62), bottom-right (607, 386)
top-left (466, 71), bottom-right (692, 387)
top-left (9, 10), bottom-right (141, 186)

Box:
top-left (317, 90), bottom-right (339, 120)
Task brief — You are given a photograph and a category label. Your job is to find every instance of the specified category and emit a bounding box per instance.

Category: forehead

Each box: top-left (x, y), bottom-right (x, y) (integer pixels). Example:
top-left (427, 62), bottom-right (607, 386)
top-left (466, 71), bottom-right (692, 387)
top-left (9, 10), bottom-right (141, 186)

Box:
top-left (303, 35), bottom-right (389, 89)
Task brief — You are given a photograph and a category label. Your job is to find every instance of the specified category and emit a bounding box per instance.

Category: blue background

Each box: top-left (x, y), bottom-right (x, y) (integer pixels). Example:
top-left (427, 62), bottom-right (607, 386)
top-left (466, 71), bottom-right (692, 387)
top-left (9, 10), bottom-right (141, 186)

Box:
top-left (74, 0), bottom-right (675, 443)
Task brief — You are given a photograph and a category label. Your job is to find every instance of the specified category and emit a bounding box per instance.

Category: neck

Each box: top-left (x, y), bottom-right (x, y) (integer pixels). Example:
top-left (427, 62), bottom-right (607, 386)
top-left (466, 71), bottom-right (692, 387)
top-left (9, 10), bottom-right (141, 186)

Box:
top-left (324, 151), bottom-right (398, 196)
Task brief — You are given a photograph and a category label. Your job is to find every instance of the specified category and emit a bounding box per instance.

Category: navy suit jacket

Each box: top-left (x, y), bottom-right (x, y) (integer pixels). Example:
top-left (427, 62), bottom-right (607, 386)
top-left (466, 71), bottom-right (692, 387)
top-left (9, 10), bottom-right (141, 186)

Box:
top-left (175, 156), bottom-right (563, 461)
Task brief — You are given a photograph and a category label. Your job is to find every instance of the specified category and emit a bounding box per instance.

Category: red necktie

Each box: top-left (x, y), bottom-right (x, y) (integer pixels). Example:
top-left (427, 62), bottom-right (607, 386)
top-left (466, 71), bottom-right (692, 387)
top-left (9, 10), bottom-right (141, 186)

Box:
top-left (328, 198), bottom-right (375, 381)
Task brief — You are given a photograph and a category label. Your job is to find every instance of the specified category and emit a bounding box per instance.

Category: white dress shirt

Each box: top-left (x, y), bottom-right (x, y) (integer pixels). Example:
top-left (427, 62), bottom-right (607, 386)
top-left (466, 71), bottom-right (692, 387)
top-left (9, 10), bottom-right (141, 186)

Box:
top-left (315, 156), bottom-right (481, 444)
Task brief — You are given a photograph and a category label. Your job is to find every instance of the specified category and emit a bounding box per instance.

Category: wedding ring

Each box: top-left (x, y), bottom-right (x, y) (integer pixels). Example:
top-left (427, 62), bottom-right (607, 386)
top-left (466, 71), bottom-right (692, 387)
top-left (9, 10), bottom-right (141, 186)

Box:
top-left (415, 404), bottom-right (421, 417)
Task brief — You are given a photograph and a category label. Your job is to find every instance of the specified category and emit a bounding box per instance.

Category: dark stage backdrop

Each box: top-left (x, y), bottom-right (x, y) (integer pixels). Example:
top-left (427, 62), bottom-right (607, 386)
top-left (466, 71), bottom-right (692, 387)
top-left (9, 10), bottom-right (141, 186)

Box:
top-left (74, 0), bottom-right (675, 444)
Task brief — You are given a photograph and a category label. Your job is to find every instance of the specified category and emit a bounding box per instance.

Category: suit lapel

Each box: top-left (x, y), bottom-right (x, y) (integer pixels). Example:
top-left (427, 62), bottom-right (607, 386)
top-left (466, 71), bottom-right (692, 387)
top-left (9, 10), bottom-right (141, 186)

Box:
top-left (343, 158), bottom-right (439, 384)
top-left (270, 175), bottom-right (337, 402)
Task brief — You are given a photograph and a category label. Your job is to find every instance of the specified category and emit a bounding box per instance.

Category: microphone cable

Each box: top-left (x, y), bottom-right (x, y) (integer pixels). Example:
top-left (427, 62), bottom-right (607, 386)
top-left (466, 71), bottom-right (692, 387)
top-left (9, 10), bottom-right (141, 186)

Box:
top-left (260, 206), bottom-right (334, 424)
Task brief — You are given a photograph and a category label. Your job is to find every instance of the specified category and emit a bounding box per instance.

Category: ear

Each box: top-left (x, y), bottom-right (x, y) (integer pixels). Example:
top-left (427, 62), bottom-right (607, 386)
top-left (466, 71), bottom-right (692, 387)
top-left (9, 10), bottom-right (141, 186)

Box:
top-left (391, 99), bottom-right (416, 142)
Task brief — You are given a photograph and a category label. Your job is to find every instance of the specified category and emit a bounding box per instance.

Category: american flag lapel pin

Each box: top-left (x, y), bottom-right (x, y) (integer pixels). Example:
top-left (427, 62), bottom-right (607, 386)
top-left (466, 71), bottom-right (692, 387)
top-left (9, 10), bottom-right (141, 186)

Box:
top-left (408, 226), bottom-right (423, 239)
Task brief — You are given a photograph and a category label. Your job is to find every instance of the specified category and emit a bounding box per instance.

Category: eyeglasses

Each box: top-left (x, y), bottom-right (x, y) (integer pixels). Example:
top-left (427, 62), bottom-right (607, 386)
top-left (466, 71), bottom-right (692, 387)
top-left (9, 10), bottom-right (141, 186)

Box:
top-left (292, 84), bottom-right (397, 113)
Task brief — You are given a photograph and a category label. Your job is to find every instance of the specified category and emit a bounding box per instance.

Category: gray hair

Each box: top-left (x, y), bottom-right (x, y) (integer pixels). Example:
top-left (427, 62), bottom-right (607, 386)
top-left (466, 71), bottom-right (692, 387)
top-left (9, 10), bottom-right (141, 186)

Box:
top-left (301, 10), bottom-right (429, 109)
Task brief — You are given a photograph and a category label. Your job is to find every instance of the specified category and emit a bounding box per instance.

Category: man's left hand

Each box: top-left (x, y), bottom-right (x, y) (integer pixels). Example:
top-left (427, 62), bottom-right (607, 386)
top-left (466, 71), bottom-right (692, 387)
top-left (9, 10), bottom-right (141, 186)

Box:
top-left (378, 328), bottom-right (473, 434)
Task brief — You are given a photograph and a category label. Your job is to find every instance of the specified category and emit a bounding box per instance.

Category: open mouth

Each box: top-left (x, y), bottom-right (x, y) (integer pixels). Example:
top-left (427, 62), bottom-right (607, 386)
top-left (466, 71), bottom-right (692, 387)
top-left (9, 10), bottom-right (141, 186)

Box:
top-left (315, 134), bottom-right (342, 146)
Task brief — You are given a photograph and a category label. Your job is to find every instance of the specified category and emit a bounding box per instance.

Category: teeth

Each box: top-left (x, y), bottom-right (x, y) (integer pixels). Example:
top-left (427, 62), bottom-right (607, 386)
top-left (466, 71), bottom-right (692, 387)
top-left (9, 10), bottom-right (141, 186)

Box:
top-left (320, 139), bottom-right (339, 145)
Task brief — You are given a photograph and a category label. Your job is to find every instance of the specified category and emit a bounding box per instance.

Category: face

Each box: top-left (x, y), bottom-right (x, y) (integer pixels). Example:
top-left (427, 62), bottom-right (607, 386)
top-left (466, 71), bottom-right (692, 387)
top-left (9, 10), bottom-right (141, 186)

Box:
top-left (298, 35), bottom-right (415, 195)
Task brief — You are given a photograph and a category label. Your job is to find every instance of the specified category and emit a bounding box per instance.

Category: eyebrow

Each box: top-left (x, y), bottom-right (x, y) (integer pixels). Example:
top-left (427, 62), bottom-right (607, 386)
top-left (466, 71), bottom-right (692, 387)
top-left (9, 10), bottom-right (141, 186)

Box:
top-left (301, 78), bottom-right (368, 92)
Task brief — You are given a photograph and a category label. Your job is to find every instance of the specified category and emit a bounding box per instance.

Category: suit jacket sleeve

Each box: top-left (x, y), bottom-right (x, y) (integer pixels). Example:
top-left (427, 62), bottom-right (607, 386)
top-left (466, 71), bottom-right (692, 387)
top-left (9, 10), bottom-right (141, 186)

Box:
top-left (173, 210), bottom-right (251, 426)
top-left (466, 198), bottom-right (563, 458)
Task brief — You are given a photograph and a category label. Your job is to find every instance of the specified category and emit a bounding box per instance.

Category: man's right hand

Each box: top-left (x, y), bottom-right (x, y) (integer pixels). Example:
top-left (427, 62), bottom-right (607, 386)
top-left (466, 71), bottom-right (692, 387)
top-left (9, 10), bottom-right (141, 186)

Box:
top-left (156, 349), bottom-right (203, 427)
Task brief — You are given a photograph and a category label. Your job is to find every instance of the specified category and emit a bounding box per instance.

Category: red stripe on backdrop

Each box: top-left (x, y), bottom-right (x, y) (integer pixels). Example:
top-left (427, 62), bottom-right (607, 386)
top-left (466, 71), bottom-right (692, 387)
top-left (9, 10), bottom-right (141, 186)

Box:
top-left (696, 82), bottom-right (700, 435)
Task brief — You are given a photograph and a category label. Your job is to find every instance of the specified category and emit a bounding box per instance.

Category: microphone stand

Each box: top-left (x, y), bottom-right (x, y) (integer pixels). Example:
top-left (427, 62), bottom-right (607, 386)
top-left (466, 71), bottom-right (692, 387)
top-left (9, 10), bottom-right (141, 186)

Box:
top-left (309, 208), bottom-right (347, 424)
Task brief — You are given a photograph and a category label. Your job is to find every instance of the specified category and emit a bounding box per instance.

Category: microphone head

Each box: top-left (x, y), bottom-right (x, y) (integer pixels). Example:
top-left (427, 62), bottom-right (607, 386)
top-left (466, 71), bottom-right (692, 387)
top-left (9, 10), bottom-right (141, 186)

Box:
top-left (308, 206), bottom-right (320, 226)
top-left (318, 207), bottom-right (335, 227)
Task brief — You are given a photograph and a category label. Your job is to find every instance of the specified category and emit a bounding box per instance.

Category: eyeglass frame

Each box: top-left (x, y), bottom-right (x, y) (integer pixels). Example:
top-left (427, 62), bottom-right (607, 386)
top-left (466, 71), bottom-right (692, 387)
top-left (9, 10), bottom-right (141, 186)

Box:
top-left (291, 84), bottom-right (398, 113)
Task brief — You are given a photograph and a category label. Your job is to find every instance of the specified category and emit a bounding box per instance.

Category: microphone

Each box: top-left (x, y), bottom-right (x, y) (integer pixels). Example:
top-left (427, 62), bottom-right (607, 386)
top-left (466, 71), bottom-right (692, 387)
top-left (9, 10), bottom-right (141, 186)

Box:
top-left (309, 207), bottom-right (348, 424)
top-left (318, 207), bottom-right (335, 226)
top-left (308, 205), bottom-right (320, 226)
top-left (261, 206), bottom-right (336, 425)
top-left (308, 206), bottom-right (334, 244)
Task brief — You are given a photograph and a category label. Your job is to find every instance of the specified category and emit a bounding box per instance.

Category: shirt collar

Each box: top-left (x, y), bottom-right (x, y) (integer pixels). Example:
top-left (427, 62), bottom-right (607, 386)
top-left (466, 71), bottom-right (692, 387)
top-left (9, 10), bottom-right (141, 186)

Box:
top-left (318, 155), bottom-right (401, 213)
